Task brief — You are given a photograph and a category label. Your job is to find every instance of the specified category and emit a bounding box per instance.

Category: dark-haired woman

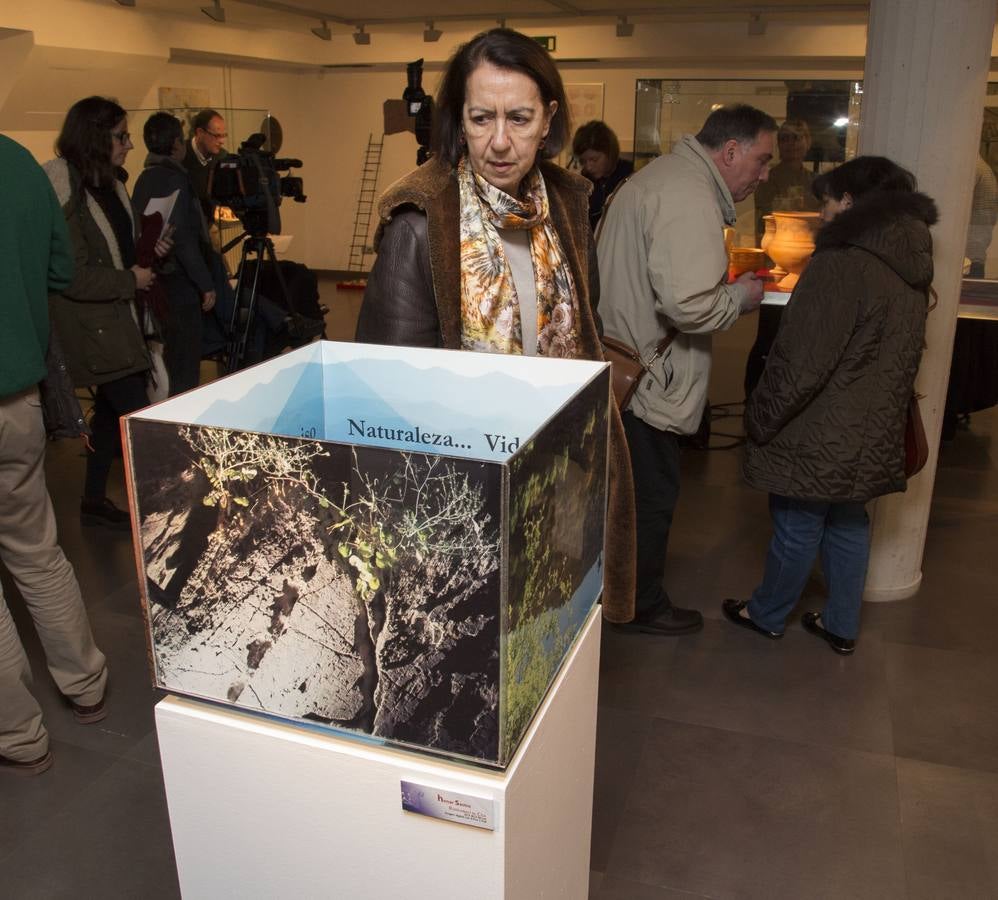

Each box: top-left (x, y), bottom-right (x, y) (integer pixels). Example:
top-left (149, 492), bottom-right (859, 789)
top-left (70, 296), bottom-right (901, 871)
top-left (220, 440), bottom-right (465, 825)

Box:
top-left (356, 27), bottom-right (635, 623)
top-left (723, 155), bottom-right (937, 654)
top-left (44, 96), bottom-right (161, 528)
top-left (572, 120), bottom-right (633, 230)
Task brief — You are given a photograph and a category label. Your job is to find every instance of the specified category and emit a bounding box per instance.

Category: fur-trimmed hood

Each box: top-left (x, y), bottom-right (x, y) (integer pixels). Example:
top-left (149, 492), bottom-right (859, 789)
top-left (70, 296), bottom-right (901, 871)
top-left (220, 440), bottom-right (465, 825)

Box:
top-left (814, 190), bottom-right (937, 289)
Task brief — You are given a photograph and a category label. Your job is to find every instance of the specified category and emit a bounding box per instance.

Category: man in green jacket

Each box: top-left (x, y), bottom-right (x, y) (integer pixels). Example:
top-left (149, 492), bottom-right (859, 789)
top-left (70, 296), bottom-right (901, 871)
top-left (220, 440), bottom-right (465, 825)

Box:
top-left (0, 135), bottom-right (109, 777)
top-left (597, 105), bottom-right (775, 635)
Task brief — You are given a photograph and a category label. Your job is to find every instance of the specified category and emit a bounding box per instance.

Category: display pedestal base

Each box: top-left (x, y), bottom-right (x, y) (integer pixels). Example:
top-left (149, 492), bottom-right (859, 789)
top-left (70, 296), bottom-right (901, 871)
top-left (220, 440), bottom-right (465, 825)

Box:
top-left (155, 605), bottom-right (602, 899)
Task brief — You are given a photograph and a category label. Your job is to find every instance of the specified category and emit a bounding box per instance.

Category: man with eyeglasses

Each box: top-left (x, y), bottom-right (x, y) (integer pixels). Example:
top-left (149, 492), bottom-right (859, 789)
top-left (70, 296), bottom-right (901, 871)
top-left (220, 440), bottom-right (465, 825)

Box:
top-left (183, 108), bottom-right (227, 219)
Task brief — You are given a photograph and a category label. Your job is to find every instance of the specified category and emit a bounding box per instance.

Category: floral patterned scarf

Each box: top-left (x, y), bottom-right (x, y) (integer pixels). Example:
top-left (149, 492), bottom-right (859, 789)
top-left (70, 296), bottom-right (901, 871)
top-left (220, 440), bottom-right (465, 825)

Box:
top-left (458, 156), bottom-right (581, 357)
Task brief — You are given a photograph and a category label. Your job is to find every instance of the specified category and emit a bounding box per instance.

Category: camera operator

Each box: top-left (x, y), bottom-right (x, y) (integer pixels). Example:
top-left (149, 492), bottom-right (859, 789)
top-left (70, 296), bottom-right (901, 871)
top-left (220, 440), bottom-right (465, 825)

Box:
top-left (184, 108), bottom-right (227, 219)
top-left (133, 112), bottom-right (216, 396)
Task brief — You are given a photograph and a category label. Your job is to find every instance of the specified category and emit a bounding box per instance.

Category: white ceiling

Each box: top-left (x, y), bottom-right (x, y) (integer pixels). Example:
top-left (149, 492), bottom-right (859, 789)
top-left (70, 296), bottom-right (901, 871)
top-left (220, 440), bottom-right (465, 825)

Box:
top-left (106, 0), bottom-right (870, 34)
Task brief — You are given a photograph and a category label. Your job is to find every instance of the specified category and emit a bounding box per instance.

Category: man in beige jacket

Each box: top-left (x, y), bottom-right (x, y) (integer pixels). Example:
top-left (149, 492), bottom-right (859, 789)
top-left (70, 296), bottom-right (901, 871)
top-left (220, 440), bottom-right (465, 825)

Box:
top-left (598, 104), bottom-right (776, 635)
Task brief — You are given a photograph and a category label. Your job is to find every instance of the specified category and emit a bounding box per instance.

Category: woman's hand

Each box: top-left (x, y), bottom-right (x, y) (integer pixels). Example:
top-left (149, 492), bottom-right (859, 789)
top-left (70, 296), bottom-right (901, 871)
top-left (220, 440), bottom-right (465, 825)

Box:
top-left (201, 289), bottom-right (217, 312)
top-left (132, 265), bottom-right (156, 291)
top-left (154, 224), bottom-right (176, 259)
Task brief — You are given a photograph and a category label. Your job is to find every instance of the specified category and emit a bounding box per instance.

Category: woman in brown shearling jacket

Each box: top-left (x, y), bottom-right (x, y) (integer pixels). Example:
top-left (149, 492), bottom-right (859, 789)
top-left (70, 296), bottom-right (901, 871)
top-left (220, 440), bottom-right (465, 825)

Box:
top-left (724, 156), bottom-right (936, 655)
top-left (356, 29), bottom-right (635, 624)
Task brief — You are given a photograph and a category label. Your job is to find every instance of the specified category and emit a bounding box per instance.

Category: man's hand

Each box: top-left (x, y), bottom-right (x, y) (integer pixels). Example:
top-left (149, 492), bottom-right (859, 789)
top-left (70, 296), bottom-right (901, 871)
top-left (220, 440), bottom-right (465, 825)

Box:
top-left (154, 224), bottom-right (176, 259)
top-left (131, 265), bottom-right (156, 291)
top-left (735, 271), bottom-right (764, 314)
top-left (201, 289), bottom-right (217, 312)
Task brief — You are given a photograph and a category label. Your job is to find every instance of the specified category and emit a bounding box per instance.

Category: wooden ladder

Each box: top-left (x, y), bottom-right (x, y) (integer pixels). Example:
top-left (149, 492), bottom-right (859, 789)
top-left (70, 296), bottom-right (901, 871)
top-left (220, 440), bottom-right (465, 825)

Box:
top-left (347, 134), bottom-right (384, 272)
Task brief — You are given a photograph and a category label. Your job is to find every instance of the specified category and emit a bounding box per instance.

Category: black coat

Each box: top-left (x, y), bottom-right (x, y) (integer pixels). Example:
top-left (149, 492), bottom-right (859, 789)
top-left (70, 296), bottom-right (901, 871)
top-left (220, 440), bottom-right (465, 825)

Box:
top-left (182, 142), bottom-right (216, 221)
top-left (133, 154), bottom-right (214, 309)
top-left (743, 190), bottom-right (937, 502)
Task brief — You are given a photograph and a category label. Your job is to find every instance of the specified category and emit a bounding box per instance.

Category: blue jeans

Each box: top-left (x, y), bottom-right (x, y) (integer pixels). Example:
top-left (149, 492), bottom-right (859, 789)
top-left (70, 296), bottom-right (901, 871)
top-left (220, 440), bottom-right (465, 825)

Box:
top-left (747, 495), bottom-right (871, 640)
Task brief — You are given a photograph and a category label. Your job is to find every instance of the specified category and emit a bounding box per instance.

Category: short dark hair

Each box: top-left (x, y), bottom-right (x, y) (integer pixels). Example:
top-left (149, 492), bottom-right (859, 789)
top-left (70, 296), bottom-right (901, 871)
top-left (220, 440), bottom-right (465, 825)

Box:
top-left (434, 28), bottom-right (570, 166)
top-left (192, 108), bottom-right (222, 133)
top-left (56, 95), bottom-right (127, 189)
top-left (812, 155), bottom-right (917, 202)
top-left (572, 121), bottom-right (620, 166)
top-left (144, 112), bottom-right (183, 156)
top-left (695, 104), bottom-right (778, 151)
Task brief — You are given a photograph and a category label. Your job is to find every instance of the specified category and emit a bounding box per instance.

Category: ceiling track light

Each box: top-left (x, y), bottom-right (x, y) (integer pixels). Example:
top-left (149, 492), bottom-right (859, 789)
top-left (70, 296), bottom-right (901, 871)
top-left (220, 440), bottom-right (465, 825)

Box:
top-left (311, 19), bottom-right (332, 40)
top-left (423, 21), bottom-right (442, 42)
top-left (114, 0), bottom-right (136, 7)
top-left (201, 0), bottom-right (225, 23)
top-left (615, 15), bottom-right (634, 38)
top-left (353, 24), bottom-right (371, 45)
top-left (747, 12), bottom-right (767, 36)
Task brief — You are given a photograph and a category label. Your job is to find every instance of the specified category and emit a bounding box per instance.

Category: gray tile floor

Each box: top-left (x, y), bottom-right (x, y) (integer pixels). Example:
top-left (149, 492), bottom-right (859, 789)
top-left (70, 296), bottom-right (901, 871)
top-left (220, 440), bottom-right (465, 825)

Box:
top-left (2, 282), bottom-right (996, 899)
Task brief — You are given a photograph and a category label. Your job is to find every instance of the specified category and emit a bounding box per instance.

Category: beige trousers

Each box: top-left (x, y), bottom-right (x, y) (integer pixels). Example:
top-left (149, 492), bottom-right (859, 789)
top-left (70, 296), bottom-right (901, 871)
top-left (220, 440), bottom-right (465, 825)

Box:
top-left (0, 387), bottom-right (107, 761)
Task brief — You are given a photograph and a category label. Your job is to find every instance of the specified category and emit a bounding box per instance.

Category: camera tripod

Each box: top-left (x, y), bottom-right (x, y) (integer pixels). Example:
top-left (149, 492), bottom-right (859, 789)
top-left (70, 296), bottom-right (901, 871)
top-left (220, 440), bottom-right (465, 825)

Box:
top-left (222, 231), bottom-right (299, 374)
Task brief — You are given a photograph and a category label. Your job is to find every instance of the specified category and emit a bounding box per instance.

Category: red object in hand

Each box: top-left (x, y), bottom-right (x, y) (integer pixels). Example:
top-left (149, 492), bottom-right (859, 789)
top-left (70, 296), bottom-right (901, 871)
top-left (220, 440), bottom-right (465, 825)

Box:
top-left (136, 212), bottom-right (163, 268)
top-left (134, 211), bottom-right (169, 327)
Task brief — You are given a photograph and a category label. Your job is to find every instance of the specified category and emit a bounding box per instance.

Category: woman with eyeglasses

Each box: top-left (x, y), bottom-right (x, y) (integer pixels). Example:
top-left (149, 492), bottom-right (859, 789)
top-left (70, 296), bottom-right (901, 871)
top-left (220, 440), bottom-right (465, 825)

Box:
top-left (44, 96), bottom-right (162, 529)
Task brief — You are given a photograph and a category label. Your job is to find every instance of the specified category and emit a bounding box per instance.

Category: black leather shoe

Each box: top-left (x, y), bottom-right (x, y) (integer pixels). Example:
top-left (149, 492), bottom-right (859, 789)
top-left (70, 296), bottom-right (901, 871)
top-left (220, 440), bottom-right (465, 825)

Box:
top-left (616, 604), bottom-right (703, 636)
top-left (722, 598), bottom-right (783, 639)
top-left (70, 697), bottom-right (107, 724)
top-left (0, 750), bottom-right (53, 777)
top-left (801, 612), bottom-right (855, 655)
top-left (80, 497), bottom-right (131, 531)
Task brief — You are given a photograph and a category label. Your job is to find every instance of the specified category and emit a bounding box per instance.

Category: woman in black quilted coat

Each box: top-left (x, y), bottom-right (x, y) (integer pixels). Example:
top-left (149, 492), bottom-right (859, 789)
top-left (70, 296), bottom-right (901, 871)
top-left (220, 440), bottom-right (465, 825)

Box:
top-left (723, 156), bottom-right (937, 654)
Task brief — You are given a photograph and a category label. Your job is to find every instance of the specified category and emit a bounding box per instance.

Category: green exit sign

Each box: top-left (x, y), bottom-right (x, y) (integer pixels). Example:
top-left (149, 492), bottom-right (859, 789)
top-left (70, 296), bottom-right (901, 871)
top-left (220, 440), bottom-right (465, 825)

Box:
top-left (532, 35), bottom-right (556, 51)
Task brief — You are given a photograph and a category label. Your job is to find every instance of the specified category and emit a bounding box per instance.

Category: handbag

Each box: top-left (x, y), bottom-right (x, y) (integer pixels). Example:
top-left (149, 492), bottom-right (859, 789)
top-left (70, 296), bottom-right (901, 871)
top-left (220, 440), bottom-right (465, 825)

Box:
top-left (601, 331), bottom-right (676, 410)
top-left (903, 286), bottom-right (937, 479)
top-left (904, 393), bottom-right (929, 478)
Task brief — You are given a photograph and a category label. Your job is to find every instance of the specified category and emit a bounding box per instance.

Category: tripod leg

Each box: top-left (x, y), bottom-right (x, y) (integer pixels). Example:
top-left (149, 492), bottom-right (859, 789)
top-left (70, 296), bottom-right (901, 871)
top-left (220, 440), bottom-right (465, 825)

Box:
top-left (227, 240), bottom-right (266, 373)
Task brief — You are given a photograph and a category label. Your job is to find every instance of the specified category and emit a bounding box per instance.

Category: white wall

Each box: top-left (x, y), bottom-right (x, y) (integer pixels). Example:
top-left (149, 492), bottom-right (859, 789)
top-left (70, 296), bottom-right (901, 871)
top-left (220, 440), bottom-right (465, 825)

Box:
top-left (3, 0), bottom-right (996, 269)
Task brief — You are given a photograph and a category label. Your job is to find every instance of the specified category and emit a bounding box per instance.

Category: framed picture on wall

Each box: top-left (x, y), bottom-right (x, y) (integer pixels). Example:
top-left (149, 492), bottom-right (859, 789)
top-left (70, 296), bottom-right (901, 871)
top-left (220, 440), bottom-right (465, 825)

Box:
top-left (158, 87), bottom-right (212, 133)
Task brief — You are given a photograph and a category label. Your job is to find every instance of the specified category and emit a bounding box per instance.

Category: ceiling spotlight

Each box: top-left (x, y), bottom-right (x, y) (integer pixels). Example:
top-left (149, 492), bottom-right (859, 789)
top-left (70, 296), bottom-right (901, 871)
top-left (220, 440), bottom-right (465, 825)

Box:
top-left (311, 19), bottom-right (332, 40)
top-left (201, 0), bottom-right (224, 22)
top-left (423, 21), bottom-right (442, 42)
top-left (114, 0), bottom-right (136, 7)
top-left (615, 16), bottom-right (634, 38)
top-left (353, 25), bottom-right (371, 45)
top-left (747, 13), bottom-right (767, 36)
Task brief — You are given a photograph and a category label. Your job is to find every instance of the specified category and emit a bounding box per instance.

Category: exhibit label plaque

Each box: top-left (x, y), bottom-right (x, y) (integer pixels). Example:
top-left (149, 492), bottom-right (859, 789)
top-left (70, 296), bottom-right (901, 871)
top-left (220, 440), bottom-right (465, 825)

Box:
top-left (400, 780), bottom-right (496, 830)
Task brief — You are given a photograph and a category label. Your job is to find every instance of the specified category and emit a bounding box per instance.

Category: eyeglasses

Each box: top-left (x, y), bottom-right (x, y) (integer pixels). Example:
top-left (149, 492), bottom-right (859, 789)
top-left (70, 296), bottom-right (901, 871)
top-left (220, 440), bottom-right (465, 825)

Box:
top-left (202, 130), bottom-right (227, 139)
top-left (111, 131), bottom-right (131, 143)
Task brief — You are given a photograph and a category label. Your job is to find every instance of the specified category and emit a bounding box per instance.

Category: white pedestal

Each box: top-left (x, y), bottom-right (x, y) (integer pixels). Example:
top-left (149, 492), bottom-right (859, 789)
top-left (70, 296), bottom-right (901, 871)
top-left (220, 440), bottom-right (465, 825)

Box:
top-left (155, 606), bottom-right (602, 900)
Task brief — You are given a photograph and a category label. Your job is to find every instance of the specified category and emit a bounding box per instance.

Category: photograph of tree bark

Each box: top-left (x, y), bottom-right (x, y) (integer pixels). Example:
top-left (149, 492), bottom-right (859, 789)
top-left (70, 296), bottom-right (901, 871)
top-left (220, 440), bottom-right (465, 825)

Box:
top-left (129, 422), bottom-right (504, 763)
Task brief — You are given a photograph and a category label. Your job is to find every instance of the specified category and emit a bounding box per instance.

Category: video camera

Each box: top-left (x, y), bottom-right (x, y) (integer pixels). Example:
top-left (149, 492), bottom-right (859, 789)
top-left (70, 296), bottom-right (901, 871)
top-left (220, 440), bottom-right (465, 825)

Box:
top-left (403, 59), bottom-right (434, 165)
top-left (209, 133), bottom-right (306, 236)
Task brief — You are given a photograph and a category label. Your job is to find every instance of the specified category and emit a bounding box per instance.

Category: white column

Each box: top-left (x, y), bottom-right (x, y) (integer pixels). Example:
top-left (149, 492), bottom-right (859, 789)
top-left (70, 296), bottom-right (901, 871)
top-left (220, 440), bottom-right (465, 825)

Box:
top-left (859, 0), bottom-right (996, 601)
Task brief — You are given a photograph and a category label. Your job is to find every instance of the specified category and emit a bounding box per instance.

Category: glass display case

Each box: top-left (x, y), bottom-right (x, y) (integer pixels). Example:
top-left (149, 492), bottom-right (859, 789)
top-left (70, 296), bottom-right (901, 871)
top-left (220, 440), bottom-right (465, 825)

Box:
top-left (632, 79), bottom-right (862, 248)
